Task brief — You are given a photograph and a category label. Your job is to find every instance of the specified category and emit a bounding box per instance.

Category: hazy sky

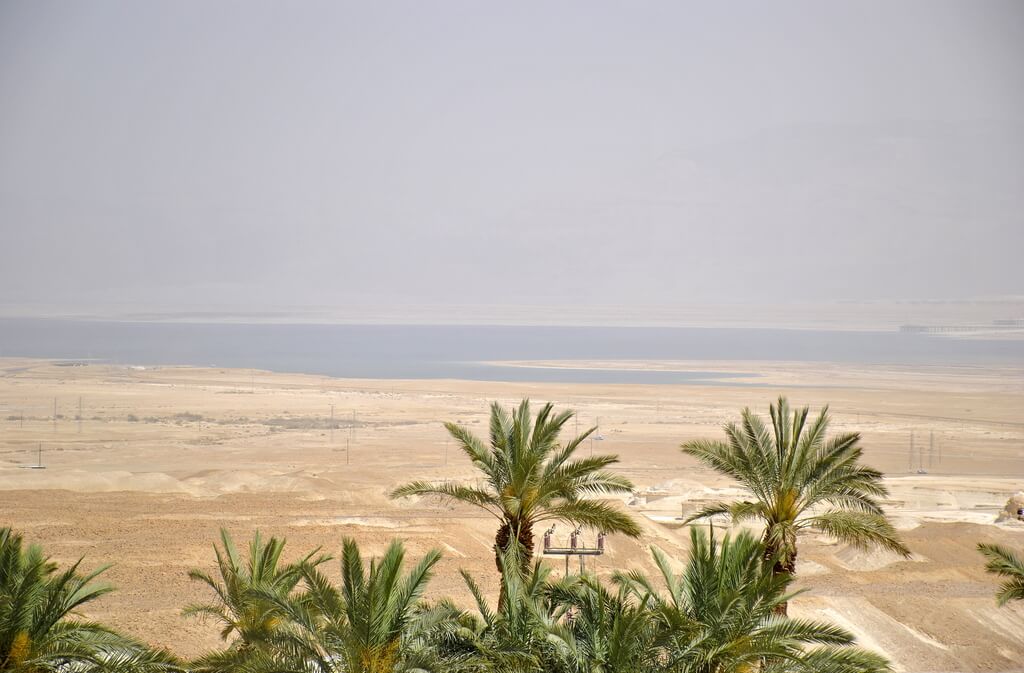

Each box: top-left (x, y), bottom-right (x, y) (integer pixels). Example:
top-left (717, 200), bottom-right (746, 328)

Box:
top-left (1, 1), bottom-right (1022, 315)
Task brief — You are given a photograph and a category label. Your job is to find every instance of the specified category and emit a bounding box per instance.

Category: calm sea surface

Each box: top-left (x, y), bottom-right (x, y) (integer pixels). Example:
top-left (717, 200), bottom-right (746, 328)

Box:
top-left (1, 319), bottom-right (1021, 385)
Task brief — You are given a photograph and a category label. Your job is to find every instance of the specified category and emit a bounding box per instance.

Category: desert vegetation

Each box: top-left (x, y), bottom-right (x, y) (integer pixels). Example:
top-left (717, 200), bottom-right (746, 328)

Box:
top-left (681, 397), bottom-right (911, 614)
top-left (0, 526), bottom-right (895, 673)
top-left (1, 398), bottom-right (1018, 672)
top-left (391, 400), bottom-right (642, 577)
top-left (0, 527), bottom-right (178, 672)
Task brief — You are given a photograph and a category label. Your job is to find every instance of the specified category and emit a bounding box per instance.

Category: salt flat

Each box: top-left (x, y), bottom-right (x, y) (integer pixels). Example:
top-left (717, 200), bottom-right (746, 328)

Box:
top-left (0, 357), bottom-right (1022, 670)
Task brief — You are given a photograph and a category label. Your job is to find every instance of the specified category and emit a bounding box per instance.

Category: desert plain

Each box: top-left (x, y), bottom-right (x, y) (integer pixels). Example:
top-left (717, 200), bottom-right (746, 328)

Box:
top-left (0, 357), bottom-right (1022, 672)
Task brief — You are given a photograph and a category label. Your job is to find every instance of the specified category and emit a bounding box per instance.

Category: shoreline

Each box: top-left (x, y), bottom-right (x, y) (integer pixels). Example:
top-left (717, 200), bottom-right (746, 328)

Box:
top-left (2, 355), bottom-right (1022, 489)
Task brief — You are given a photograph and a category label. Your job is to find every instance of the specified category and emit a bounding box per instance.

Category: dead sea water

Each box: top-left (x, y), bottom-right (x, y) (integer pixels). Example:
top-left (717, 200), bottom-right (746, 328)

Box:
top-left (1, 319), bottom-right (1021, 385)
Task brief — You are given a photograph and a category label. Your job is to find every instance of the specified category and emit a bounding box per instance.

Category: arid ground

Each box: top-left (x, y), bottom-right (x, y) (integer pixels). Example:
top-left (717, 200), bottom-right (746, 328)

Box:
top-left (1, 357), bottom-right (1022, 671)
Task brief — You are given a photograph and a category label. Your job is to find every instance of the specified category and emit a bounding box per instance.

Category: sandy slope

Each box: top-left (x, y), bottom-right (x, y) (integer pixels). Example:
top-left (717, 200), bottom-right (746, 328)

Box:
top-left (0, 358), bottom-right (1022, 670)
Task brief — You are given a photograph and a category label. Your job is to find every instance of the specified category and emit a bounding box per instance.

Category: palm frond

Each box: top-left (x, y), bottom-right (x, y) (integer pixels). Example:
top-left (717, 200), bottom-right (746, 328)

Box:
top-left (804, 511), bottom-right (911, 557)
top-left (390, 481), bottom-right (503, 518)
top-left (0, 527), bottom-right (183, 673)
top-left (392, 399), bottom-right (640, 574)
top-left (978, 543), bottom-right (1024, 605)
top-left (682, 398), bottom-right (909, 584)
top-left (537, 499), bottom-right (642, 537)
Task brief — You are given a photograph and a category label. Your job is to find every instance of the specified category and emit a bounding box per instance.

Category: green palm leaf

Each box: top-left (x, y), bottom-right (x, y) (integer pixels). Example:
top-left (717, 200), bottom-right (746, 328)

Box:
top-left (255, 537), bottom-right (443, 673)
top-left (682, 397), bottom-right (910, 614)
top-left (615, 527), bottom-right (891, 673)
top-left (184, 528), bottom-right (326, 672)
top-left (0, 527), bottom-right (182, 673)
top-left (978, 543), bottom-right (1024, 605)
top-left (393, 399), bottom-right (639, 579)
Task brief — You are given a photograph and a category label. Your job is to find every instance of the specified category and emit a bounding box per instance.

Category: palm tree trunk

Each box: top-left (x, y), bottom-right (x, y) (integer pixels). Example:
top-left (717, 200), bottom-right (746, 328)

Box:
top-left (517, 524), bottom-right (534, 572)
top-left (494, 521), bottom-right (534, 574)
top-left (495, 521), bottom-right (535, 611)
top-left (765, 541), bottom-right (797, 616)
top-left (494, 522), bottom-right (512, 574)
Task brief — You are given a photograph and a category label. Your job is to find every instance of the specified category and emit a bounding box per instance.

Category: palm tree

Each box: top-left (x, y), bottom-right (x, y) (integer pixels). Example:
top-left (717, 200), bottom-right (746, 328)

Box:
top-left (397, 598), bottom-right (482, 673)
top-left (617, 527), bottom-right (892, 673)
top-left (681, 397), bottom-right (910, 612)
top-left (392, 399), bottom-right (640, 575)
top-left (977, 543), bottom-right (1024, 605)
top-left (457, 543), bottom-right (572, 673)
top-left (0, 527), bottom-right (180, 673)
top-left (544, 573), bottom-right (658, 673)
top-left (184, 528), bottom-right (328, 672)
top-left (269, 538), bottom-right (442, 673)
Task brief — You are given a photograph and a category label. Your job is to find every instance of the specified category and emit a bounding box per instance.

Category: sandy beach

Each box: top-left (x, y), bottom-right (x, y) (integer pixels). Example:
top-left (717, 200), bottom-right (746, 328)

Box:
top-left (1, 357), bottom-right (1022, 671)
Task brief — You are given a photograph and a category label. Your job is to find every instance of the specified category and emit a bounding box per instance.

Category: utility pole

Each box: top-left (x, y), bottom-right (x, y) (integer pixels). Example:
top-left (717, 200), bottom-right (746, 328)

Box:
top-left (330, 404), bottom-right (335, 443)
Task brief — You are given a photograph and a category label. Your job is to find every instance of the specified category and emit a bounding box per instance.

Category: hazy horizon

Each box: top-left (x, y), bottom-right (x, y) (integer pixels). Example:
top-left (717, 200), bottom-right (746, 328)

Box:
top-left (2, 1), bottom-right (1022, 318)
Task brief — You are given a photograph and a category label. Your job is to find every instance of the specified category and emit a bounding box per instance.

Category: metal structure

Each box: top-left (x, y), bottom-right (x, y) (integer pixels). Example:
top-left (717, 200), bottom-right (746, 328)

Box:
top-left (542, 526), bottom-right (605, 574)
top-left (19, 443), bottom-right (45, 470)
top-left (590, 417), bottom-right (605, 456)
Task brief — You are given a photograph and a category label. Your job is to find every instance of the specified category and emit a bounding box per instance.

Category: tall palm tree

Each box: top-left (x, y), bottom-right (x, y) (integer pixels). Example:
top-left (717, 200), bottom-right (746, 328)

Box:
top-left (0, 527), bottom-right (180, 673)
top-left (392, 399), bottom-right (641, 574)
top-left (268, 538), bottom-right (442, 673)
top-left (617, 527), bottom-right (892, 673)
top-left (681, 397), bottom-right (910, 612)
top-left (184, 529), bottom-right (327, 672)
top-left (977, 543), bottom-right (1024, 605)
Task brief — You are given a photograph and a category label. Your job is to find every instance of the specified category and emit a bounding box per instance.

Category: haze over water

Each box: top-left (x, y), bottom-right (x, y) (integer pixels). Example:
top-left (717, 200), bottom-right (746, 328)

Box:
top-left (2, 319), bottom-right (1021, 384)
